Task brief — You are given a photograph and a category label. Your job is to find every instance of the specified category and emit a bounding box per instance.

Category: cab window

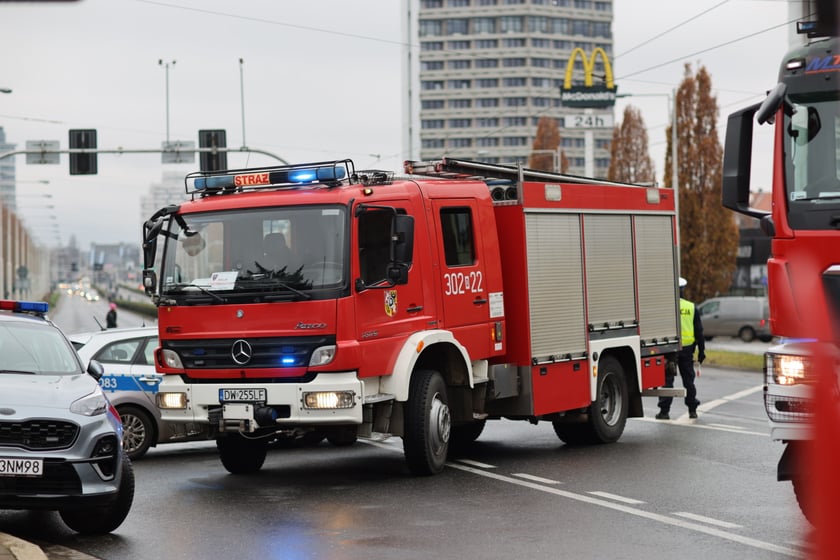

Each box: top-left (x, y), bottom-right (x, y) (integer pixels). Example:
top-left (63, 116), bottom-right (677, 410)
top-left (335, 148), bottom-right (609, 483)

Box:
top-left (440, 207), bottom-right (475, 266)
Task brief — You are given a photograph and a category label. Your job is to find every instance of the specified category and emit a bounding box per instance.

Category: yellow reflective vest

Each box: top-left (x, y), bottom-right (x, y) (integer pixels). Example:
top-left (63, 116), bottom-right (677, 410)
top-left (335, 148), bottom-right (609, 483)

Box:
top-left (680, 298), bottom-right (696, 346)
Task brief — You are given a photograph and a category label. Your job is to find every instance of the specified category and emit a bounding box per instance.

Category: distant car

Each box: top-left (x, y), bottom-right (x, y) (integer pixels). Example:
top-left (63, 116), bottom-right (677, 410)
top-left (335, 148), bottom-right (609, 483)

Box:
top-left (0, 299), bottom-right (134, 534)
top-left (697, 296), bottom-right (773, 343)
top-left (69, 327), bottom-right (214, 459)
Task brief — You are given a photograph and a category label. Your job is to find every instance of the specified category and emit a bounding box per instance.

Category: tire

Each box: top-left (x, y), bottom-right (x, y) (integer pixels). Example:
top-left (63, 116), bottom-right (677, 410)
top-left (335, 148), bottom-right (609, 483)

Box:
top-left (60, 455), bottom-right (135, 534)
top-left (403, 369), bottom-right (451, 475)
top-left (739, 326), bottom-right (756, 342)
top-left (791, 476), bottom-right (814, 524)
top-left (552, 356), bottom-right (628, 445)
top-left (217, 433), bottom-right (268, 474)
top-left (449, 419), bottom-right (486, 451)
top-left (326, 426), bottom-right (357, 447)
top-left (118, 405), bottom-right (155, 460)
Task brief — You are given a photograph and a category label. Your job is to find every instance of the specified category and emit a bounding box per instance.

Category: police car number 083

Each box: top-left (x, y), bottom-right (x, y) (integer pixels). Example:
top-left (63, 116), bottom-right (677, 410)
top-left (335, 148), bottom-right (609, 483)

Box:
top-left (0, 457), bottom-right (43, 477)
top-left (219, 388), bottom-right (267, 403)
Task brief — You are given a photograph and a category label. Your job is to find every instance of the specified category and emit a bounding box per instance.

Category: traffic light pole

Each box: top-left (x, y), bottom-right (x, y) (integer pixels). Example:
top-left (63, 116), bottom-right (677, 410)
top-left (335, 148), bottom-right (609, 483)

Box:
top-left (0, 146), bottom-right (290, 165)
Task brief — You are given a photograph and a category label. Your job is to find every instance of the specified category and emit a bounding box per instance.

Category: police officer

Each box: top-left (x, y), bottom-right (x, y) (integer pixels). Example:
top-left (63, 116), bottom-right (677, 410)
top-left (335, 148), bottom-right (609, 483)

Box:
top-left (657, 277), bottom-right (705, 420)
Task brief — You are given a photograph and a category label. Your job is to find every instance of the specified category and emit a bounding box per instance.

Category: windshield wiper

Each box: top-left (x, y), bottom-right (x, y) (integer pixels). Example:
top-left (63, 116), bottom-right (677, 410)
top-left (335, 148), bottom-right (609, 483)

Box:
top-left (164, 282), bottom-right (227, 303)
top-left (239, 278), bottom-right (312, 300)
top-left (0, 369), bottom-right (36, 375)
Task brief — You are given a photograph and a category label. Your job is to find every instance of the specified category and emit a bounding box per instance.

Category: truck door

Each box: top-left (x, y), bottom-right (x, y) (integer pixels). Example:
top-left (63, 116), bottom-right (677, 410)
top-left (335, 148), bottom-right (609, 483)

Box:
top-left (432, 199), bottom-right (494, 356)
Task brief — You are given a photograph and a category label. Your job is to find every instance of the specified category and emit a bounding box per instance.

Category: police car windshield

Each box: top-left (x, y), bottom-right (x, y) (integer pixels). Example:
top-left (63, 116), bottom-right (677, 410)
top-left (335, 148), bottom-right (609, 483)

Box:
top-left (159, 205), bottom-right (347, 302)
top-left (0, 322), bottom-right (83, 375)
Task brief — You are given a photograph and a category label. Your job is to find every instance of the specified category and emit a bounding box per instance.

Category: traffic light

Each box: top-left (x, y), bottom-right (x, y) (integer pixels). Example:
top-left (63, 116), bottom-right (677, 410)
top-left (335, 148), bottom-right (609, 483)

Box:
top-left (199, 129), bottom-right (228, 172)
top-left (69, 129), bottom-right (98, 175)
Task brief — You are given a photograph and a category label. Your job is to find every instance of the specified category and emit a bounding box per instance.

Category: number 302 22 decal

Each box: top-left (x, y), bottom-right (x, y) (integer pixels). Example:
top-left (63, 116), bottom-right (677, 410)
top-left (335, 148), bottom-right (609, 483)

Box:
top-left (443, 271), bottom-right (483, 296)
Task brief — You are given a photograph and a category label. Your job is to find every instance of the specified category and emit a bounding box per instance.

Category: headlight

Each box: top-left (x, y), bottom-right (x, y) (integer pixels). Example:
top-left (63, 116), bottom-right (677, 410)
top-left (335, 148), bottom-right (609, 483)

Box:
top-left (157, 392), bottom-right (188, 409)
top-left (71, 388), bottom-right (108, 416)
top-left (766, 353), bottom-right (811, 385)
top-left (302, 391), bottom-right (355, 409)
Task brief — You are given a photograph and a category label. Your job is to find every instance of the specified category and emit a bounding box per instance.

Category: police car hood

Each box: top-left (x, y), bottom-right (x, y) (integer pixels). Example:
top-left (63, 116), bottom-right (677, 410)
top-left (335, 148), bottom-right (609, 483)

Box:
top-left (1, 373), bottom-right (100, 410)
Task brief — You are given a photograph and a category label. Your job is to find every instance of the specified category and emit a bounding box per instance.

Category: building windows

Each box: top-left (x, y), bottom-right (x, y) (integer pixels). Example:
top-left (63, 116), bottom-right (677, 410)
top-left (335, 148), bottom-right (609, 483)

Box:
top-left (421, 80), bottom-right (445, 90)
top-left (503, 38), bottom-right (527, 47)
top-left (476, 137), bottom-right (500, 147)
top-left (421, 0), bottom-right (443, 7)
top-left (475, 39), bottom-right (498, 48)
top-left (476, 97), bottom-right (500, 107)
top-left (531, 57), bottom-right (551, 68)
top-left (449, 118), bottom-right (472, 128)
top-left (503, 97), bottom-right (528, 107)
top-left (476, 117), bottom-right (500, 127)
top-left (593, 21), bottom-right (611, 38)
top-left (448, 40), bottom-right (471, 49)
top-left (475, 59), bottom-right (499, 68)
top-left (553, 39), bottom-right (572, 49)
top-left (529, 16), bottom-right (549, 33)
top-left (500, 16), bottom-right (524, 33)
top-left (421, 99), bottom-right (445, 109)
top-left (531, 77), bottom-right (551, 87)
top-left (532, 97), bottom-right (551, 107)
top-left (476, 78), bottom-right (499, 88)
top-left (595, 1), bottom-right (611, 12)
top-left (449, 59), bottom-right (472, 69)
top-left (421, 41), bottom-right (444, 51)
top-left (503, 77), bottom-right (527, 87)
top-left (595, 138), bottom-right (611, 149)
top-left (503, 116), bottom-right (527, 127)
top-left (450, 138), bottom-right (473, 148)
top-left (448, 79), bottom-right (471, 89)
top-left (595, 158), bottom-right (610, 169)
top-left (422, 119), bottom-right (446, 129)
top-left (421, 60), bottom-right (444, 71)
top-left (447, 18), bottom-right (470, 34)
top-left (422, 138), bottom-right (446, 149)
top-left (477, 0), bottom-right (497, 4)
top-left (503, 57), bottom-right (527, 67)
top-left (531, 38), bottom-right (551, 48)
top-left (473, 17), bottom-right (496, 33)
top-left (503, 137), bottom-right (528, 146)
top-left (419, 20), bottom-right (443, 37)
top-left (448, 0), bottom-right (471, 6)
top-left (449, 98), bottom-right (472, 108)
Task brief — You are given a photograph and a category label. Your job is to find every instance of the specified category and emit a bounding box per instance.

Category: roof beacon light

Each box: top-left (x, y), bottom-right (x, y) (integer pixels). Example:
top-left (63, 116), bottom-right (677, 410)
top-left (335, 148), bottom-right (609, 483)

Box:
top-left (188, 160), bottom-right (350, 195)
top-left (0, 300), bottom-right (49, 314)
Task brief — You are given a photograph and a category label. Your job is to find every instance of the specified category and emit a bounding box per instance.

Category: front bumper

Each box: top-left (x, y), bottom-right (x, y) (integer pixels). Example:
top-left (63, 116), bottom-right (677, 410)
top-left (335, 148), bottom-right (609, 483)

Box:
top-left (157, 372), bottom-right (364, 431)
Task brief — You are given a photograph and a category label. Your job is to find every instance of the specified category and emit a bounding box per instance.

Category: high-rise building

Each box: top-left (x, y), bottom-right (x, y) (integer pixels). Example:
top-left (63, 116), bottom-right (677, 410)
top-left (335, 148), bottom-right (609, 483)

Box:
top-left (411, 0), bottom-right (614, 177)
top-left (0, 126), bottom-right (16, 210)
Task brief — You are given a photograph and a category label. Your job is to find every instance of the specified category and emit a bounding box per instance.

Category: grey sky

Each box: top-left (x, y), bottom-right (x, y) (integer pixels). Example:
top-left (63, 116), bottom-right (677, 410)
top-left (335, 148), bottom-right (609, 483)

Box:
top-left (0, 0), bottom-right (792, 249)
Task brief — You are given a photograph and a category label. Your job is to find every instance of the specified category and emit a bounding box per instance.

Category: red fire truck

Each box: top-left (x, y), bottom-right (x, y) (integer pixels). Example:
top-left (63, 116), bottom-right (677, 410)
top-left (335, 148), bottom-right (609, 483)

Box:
top-left (142, 157), bottom-right (682, 475)
top-left (721, 18), bottom-right (839, 524)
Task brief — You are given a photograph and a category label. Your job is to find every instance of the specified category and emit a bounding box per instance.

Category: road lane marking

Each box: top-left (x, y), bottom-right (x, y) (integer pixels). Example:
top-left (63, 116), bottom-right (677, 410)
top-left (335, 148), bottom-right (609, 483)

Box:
top-left (673, 511), bottom-right (743, 529)
top-left (635, 417), bottom-right (767, 436)
top-left (698, 384), bottom-right (764, 413)
top-left (709, 423), bottom-right (749, 430)
top-left (588, 491), bottom-right (645, 504)
top-left (455, 459), bottom-right (496, 469)
top-left (512, 473), bottom-right (561, 485)
top-left (445, 462), bottom-right (800, 558)
top-left (359, 440), bottom-right (799, 556)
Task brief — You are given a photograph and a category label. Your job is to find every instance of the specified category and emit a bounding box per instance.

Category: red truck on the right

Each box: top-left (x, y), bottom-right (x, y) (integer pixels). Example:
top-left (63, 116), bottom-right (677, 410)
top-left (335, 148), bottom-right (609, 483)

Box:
top-left (721, 14), bottom-right (839, 526)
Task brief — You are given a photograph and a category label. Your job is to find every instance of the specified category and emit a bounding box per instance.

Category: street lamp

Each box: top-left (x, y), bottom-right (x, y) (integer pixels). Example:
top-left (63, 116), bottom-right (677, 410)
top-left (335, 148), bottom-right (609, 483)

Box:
top-left (158, 59), bottom-right (176, 144)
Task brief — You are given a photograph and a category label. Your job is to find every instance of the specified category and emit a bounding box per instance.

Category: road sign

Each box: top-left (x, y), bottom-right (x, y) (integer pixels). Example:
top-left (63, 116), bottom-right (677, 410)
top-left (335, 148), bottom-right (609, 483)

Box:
top-left (565, 113), bottom-right (614, 129)
top-left (25, 140), bottom-right (60, 164)
top-left (161, 140), bottom-right (196, 164)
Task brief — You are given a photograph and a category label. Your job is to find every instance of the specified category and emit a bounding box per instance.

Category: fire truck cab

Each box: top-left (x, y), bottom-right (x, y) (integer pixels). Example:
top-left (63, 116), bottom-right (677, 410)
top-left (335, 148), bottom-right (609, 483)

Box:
top-left (143, 157), bottom-right (682, 475)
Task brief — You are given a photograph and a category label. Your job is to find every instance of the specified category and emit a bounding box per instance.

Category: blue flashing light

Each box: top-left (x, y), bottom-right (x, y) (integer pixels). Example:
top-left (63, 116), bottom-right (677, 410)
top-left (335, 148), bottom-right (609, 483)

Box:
top-left (317, 166), bottom-right (346, 181)
top-left (289, 169), bottom-right (318, 183)
top-left (281, 356), bottom-right (297, 366)
top-left (194, 175), bottom-right (235, 191)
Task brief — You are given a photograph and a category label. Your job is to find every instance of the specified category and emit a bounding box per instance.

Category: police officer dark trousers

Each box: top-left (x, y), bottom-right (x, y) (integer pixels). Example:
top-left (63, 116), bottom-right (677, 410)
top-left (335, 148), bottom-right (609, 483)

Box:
top-left (657, 278), bottom-right (705, 420)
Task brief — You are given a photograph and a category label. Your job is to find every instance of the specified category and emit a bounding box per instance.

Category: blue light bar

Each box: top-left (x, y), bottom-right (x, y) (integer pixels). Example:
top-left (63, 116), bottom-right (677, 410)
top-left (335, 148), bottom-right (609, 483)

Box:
top-left (187, 160), bottom-right (352, 194)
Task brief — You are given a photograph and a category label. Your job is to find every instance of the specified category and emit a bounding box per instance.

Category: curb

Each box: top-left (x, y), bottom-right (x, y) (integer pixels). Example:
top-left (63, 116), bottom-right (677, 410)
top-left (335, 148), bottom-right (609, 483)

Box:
top-left (0, 534), bottom-right (47, 560)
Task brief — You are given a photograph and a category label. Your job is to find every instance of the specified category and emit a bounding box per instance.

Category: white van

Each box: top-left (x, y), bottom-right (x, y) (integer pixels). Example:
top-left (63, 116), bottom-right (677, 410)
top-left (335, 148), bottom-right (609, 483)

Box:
top-left (697, 296), bottom-right (772, 342)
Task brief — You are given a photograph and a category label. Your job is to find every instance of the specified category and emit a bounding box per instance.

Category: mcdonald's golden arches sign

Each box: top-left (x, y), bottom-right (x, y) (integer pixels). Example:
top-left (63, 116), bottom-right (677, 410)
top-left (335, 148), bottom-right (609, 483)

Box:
top-left (560, 47), bottom-right (617, 108)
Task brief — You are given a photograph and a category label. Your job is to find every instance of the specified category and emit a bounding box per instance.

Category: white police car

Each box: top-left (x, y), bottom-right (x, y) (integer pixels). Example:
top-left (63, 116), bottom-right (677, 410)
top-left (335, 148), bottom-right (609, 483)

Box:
top-left (0, 299), bottom-right (134, 534)
top-left (70, 327), bottom-right (214, 459)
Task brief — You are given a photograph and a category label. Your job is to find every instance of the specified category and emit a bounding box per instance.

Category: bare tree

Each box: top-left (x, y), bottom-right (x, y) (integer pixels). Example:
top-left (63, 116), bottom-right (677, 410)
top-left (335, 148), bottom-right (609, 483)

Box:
top-left (664, 64), bottom-right (738, 302)
top-left (608, 105), bottom-right (655, 184)
top-left (529, 116), bottom-right (565, 172)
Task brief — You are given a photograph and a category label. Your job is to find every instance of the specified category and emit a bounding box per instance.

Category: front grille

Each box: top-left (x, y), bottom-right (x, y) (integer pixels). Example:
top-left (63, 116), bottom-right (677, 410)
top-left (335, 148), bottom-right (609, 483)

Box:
top-left (0, 420), bottom-right (79, 450)
top-left (0, 460), bottom-right (82, 495)
top-left (165, 335), bottom-right (335, 370)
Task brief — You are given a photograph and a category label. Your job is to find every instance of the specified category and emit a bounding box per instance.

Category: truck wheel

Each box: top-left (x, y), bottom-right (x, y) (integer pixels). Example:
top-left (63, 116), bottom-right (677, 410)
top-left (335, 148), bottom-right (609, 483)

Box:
top-left (791, 476), bottom-right (814, 524)
top-left (217, 434), bottom-right (268, 474)
top-left (403, 369), bottom-right (450, 475)
top-left (739, 326), bottom-right (756, 342)
top-left (553, 356), bottom-right (628, 445)
top-left (118, 405), bottom-right (155, 460)
top-left (60, 455), bottom-right (135, 534)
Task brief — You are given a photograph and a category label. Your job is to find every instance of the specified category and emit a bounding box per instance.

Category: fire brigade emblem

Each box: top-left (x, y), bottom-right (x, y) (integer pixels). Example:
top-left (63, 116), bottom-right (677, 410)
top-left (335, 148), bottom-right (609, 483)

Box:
top-left (385, 290), bottom-right (397, 317)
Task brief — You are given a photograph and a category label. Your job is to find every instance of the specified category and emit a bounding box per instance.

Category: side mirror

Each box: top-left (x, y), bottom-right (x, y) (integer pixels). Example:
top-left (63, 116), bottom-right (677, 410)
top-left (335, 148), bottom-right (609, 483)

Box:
top-left (87, 359), bottom-right (104, 381)
top-left (142, 269), bottom-right (157, 297)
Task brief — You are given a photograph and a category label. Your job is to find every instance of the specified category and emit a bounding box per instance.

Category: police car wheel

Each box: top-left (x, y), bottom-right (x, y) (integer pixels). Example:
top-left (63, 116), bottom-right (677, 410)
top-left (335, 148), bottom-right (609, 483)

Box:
top-left (119, 405), bottom-right (155, 460)
top-left (60, 455), bottom-right (135, 534)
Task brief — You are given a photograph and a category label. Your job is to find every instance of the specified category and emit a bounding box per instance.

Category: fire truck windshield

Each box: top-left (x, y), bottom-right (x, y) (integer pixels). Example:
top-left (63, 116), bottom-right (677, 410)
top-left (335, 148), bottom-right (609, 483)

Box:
top-left (785, 93), bottom-right (840, 230)
top-left (159, 205), bottom-right (347, 303)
